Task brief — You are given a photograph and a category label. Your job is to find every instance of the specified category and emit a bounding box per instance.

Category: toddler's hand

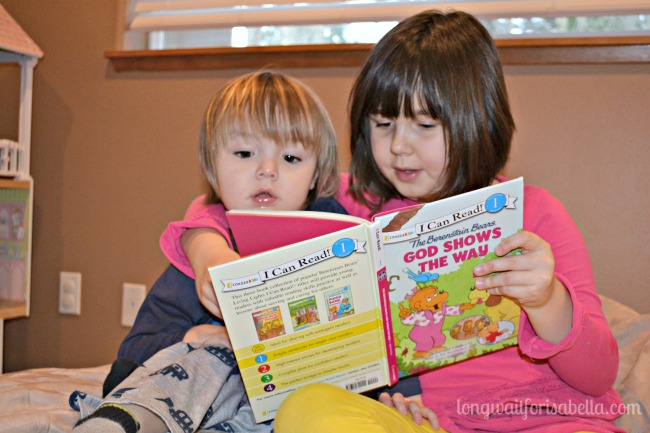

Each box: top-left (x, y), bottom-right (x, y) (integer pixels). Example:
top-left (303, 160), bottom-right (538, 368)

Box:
top-left (378, 392), bottom-right (439, 429)
top-left (195, 265), bottom-right (226, 319)
top-left (195, 246), bottom-right (239, 318)
top-left (183, 324), bottom-right (232, 349)
top-left (181, 227), bottom-right (240, 319)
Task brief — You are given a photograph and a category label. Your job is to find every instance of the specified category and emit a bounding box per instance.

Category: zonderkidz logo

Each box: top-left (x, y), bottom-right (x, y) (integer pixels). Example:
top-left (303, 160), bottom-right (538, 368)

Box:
top-left (384, 230), bottom-right (415, 242)
top-left (226, 278), bottom-right (259, 289)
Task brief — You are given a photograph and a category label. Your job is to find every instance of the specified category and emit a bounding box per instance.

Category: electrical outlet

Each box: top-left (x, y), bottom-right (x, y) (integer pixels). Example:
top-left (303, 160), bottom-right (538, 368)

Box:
top-left (122, 283), bottom-right (146, 327)
top-left (59, 272), bottom-right (81, 315)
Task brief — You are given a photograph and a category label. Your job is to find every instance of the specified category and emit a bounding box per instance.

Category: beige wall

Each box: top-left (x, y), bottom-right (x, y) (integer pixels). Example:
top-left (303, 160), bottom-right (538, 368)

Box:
top-left (1, 1), bottom-right (648, 372)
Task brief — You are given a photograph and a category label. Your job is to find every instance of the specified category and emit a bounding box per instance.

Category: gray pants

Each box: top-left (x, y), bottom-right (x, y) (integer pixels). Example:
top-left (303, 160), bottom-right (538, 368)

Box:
top-left (71, 342), bottom-right (273, 433)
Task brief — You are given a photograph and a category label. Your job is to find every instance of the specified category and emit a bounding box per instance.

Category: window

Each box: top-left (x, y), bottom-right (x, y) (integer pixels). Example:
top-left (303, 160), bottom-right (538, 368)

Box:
top-left (123, 1), bottom-right (650, 50)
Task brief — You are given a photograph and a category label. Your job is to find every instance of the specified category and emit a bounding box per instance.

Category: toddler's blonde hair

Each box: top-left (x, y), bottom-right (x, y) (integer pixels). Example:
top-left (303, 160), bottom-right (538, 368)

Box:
top-left (200, 70), bottom-right (339, 206)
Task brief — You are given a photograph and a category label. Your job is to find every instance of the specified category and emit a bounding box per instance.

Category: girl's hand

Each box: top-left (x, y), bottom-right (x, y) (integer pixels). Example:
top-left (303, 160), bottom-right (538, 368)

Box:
top-left (473, 231), bottom-right (573, 343)
top-left (473, 231), bottom-right (556, 309)
top-left (183, 324), bottom-right (232, 349)
top-left (378, 392), bottom-right (439, 429)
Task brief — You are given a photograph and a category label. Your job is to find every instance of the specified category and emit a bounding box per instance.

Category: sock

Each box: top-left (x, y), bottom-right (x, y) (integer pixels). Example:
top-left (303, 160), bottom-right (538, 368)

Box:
top-left (72, 417), bottom-right (130, 433)
top-left (74, 404), bottom-right (140, 433)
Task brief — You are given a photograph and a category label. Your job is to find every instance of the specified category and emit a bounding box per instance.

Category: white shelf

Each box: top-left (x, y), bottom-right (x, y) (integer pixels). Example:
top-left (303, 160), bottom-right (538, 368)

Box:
top-left (0, 4), bottom-right (41, 371)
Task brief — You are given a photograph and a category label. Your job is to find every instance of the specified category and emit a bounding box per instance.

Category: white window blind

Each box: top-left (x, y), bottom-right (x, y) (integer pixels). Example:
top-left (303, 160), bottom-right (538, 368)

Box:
top-left (122, 1), bottom-right (650, 49)
top-left (127, 1), bottom-right (650, 31)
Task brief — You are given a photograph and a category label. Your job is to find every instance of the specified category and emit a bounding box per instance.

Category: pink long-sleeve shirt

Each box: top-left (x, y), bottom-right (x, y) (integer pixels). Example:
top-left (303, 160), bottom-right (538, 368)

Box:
top-left (337, 173), bottom-right (624, 433)
top-left (160, 173), bottom-right (623, 432)
top-left (160, 199), bottom-right (231, 278)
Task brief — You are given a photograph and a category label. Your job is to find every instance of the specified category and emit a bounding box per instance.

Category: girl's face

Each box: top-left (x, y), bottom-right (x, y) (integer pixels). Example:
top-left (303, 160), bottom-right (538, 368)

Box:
top-left (215, 134), bottom-right (318, 211)
top-left (369, 100), bottom-right (447, 202)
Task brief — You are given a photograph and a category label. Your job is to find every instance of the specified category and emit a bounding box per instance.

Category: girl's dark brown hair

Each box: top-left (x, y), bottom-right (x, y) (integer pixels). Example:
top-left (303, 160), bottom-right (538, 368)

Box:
top-left (348, 10), bottom-right (515, 213)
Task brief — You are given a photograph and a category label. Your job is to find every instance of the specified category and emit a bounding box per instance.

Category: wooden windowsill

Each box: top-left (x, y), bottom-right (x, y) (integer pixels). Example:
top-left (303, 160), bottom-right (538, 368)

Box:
top-left (0, 300), bottom-right (27, 320)
top-left (105, 36), bottom-right (650, 72)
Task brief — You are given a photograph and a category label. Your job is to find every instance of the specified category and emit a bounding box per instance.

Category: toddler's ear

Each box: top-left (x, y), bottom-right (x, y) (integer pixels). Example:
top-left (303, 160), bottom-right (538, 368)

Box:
top-left (310, 171), bottom-right (319, 190)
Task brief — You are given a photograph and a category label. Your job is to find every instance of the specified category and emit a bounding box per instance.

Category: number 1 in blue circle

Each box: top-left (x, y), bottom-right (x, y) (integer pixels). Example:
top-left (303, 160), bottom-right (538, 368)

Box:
top-left (485, 193), bottom-right (507, 213)
top-left (332, 238), bottom-right (355, 258)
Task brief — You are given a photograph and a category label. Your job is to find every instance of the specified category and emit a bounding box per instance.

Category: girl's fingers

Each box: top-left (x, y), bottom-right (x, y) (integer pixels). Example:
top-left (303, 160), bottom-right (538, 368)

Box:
top-left (494, 230), bottom-right (541, 256)
top-left (475, 237), bottom-right (548, 276)
top-left (474, 248), bottom-right (528, 277)
top-left (391, 393), bottom-right (409, 415)
top-left (475, 268), bottom-right (528, 289)
top-left (421, 407), bottom-right (440, 430)
top-left (407, 400), bottom-right (423, 424)
top-left (378, 392), bottom-right (396, 409)
top-left (378, 392), bottom-right (440, 429)
top-left (477, 270), bottom-right (547, 301)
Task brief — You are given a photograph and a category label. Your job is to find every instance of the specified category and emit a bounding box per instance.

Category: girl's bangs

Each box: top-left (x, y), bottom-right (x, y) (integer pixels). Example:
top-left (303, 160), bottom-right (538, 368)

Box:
top-left (368, 68), bottom-right (440, 120)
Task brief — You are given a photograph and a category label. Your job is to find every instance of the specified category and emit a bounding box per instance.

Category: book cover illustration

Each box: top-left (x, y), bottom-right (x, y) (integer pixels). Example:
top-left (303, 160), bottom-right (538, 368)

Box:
top-left (252, 306), bottom-right (286, 342)
top-left (374, 177), bottom-right (524, 377)
top-left (324, 285), bottom-right (355, 321)
top-left (288, 296), bottom-right (321, 331)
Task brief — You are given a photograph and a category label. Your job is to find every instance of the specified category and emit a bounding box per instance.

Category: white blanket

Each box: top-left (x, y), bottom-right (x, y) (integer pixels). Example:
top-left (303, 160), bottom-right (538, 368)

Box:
top-left (601, 295), bottom-right (650, 432)
top-left (0, 364), bottom-right (108, 433)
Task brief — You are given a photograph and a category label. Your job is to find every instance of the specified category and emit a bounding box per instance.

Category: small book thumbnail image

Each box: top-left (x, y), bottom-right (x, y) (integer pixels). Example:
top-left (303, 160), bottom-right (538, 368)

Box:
top-left (324, 285), bottom-right (355, 321)
top-left (288, 296), bottom-right (321, 331)
top-left (252, 306), bottom-right (286, 342)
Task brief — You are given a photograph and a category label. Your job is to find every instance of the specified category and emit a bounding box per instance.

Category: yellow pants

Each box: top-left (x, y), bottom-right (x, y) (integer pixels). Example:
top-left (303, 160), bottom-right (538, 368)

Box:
top-left (274, 383), bottom-right (597, 433)
top-left (275, 383), bottom-right (444, 433)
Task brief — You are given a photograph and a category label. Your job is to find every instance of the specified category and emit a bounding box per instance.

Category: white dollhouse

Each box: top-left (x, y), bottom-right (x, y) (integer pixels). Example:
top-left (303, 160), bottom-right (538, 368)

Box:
top-left (0, 4), bottom-right (42, 372)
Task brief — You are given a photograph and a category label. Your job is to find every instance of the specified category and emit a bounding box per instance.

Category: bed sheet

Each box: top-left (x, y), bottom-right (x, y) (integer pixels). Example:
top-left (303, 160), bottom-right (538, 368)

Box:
top-left (601, 295), bottom-right (650, 432)
top-left (0, 364), bottom-right (108, 433)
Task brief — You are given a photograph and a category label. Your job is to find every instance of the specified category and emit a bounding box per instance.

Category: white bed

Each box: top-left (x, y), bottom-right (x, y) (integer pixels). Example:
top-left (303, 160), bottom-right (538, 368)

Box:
top-left (0, 295), bottom-right (648, 433)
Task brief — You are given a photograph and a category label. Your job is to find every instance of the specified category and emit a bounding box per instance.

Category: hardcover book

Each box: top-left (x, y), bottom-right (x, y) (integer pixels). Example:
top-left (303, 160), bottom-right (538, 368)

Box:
top-left (208, 177), bottom-right (524, 422)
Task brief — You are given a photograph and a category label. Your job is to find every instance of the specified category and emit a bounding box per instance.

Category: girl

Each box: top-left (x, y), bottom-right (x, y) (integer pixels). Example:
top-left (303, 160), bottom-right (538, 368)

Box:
top-left (74, 70), bottom-right (345, 433)
top-left (158, 10), bottom-right (624, 433)
top-left (275, 10), bottom-right (624, 433)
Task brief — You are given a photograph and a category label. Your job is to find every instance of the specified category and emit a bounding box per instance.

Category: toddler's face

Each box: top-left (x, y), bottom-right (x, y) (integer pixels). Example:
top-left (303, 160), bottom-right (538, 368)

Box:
top-left (369, 99), bottom-right (446, 202)
top-left (215, 134), bottom-right (318, 211)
